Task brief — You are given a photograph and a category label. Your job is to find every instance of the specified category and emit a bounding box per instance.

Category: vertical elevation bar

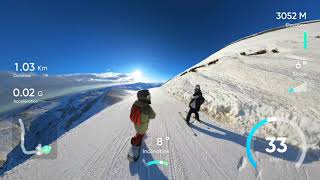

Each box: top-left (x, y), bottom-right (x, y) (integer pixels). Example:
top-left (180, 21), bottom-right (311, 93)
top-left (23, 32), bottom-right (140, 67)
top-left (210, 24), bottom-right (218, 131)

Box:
top-left (304, 32), bottom-right (308, 49)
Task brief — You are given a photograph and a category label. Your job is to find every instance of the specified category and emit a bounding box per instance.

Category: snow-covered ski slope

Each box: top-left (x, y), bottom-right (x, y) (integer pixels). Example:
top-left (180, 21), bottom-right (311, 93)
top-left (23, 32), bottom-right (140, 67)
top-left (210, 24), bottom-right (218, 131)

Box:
top-left (1, 88), bottom-right (319, 180)
top-left (164, 21), bottom-right (320, 149)
top-left (1, 22), bottom-right (320, 180)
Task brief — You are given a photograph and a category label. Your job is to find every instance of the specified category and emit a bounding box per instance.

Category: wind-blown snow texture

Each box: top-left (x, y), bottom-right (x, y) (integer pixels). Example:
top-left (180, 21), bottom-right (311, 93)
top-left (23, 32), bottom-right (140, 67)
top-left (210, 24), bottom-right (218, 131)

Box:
top-left (164, 21), bottom-right (320, 150)
top-left (1, 88), bottom-right (319, 180)
top-left (1, 22), bottom-right (320, 180)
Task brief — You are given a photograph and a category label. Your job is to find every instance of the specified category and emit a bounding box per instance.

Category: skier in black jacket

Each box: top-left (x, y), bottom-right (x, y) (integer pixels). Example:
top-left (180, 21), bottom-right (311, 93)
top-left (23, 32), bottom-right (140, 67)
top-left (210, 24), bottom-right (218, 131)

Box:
top-left (186, 84), bottom-right (204, 124)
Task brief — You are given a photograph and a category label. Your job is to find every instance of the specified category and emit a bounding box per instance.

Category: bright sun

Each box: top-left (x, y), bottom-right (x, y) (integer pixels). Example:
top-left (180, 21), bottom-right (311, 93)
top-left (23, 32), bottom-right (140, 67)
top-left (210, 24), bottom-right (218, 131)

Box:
top-left (132, 70), bottom-right (143, 81)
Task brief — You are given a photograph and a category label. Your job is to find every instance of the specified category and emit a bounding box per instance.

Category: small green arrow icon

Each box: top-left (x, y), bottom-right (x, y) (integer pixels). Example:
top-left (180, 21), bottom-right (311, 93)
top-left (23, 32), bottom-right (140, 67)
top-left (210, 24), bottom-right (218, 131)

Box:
top-left (41, 145), bottom-right (52, 154)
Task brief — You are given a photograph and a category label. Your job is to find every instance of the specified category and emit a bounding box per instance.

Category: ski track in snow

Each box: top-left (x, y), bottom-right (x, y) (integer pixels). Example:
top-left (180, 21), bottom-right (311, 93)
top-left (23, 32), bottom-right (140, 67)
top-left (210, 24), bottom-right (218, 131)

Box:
top-left (2, 22), bottom-right (320, 180)
top-left (0, 88), bottom-right (319, 180)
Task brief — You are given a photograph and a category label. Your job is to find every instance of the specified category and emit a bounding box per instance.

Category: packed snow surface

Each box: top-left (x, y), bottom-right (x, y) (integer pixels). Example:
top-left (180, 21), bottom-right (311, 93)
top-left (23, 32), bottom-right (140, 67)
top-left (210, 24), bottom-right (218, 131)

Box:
top-left (1, 88), bottom-right (319, 180)
top-left (1, 22), bottom-right (320, 179)
top-left (164, 21), bottom-right (320, 149)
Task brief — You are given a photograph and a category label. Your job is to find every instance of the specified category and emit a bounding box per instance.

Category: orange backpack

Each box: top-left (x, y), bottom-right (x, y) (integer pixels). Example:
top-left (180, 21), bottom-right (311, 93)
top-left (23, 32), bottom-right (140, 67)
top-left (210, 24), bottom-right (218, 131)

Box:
top-left (130, 105), bottom-right (142, 126)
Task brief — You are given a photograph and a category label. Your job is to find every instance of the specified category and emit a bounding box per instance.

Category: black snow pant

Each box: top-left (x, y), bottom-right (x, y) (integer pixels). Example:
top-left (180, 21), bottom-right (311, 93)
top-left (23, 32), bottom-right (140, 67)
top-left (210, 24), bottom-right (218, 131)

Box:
top-left (186, 108), bottom-right (199, 123)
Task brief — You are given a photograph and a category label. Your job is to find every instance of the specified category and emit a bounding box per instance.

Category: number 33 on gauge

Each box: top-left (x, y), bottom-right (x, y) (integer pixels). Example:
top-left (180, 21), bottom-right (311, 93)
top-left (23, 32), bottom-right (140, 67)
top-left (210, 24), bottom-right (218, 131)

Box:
top-left (265, 137), bottom-right (287, 153)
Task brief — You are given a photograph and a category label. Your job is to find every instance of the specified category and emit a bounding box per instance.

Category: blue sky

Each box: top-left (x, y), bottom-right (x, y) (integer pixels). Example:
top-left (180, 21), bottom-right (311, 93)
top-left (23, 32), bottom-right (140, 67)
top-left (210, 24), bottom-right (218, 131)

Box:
top-left (0, 0), bottom-right (319, 82)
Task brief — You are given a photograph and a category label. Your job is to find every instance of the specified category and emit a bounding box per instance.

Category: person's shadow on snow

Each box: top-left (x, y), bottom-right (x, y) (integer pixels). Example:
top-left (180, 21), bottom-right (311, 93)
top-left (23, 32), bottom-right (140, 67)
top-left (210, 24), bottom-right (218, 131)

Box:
top-left (189, 120), bottom-right (318, 164)
top-left (129, 143), bottom-right (168, 180)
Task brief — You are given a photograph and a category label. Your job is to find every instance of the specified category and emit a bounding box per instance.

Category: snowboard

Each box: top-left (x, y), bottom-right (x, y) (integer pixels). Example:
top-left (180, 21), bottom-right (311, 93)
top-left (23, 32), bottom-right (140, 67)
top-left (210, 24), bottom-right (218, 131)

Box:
top-left (127, 144), bottom-right (142, 162)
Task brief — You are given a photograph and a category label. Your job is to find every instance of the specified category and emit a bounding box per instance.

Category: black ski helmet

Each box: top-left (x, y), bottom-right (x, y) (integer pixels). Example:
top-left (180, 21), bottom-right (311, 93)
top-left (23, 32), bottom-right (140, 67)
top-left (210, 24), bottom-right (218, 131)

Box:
top-left (137, 89), bottom-right (151, 104)
top-left (195, 84), bottom-right (200, 90)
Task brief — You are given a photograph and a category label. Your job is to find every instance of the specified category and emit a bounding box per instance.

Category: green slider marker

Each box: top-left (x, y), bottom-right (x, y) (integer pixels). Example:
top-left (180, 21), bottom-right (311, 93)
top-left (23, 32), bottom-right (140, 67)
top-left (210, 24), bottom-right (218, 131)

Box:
top-left (288, 87), bottom-right (296, 93)
top-left (304, 32), bottom-right (308, 49)
top-left (41, 145), bottom-right (52, 154)
top-left (146, 160), bottom-right (169, 167)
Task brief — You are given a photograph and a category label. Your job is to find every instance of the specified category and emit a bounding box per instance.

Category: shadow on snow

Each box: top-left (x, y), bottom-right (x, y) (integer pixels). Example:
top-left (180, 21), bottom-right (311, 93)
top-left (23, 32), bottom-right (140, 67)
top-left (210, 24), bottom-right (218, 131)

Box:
top-left (189, 119), bottom-right (318, 165)
top-left (129, 143), bottom-right (168, 180)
